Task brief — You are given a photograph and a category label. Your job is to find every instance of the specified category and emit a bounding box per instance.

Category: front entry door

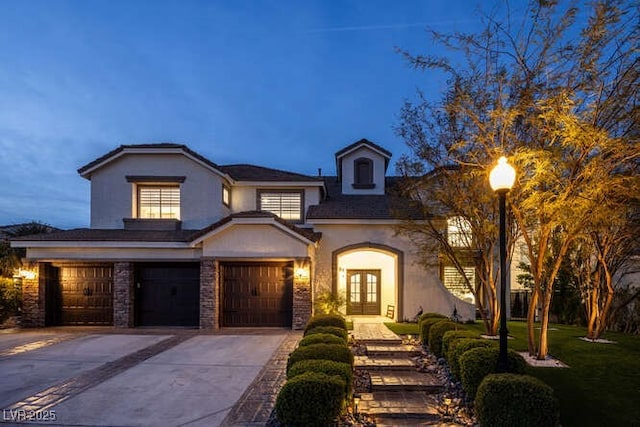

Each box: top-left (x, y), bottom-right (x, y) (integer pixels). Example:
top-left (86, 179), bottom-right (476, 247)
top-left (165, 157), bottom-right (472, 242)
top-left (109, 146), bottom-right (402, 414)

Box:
top-left (347, 270), bottom-right (381, 315)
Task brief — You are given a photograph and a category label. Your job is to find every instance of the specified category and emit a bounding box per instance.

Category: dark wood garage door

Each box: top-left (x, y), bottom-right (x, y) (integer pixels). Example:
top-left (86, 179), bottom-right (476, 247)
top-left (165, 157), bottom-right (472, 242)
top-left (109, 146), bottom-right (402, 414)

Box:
top-left (54, 265), bottom-right (113, 326)
top-left (221, 262), bottom-right (293, 327)
top-left (135, 263), bottom-right (200, 327)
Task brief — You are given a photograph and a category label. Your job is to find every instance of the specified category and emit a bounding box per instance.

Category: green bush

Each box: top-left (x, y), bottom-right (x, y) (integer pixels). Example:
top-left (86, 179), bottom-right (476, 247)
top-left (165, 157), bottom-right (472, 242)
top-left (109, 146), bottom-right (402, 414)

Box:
top-left (0, 277), bottom-right (20, 323)
top-left (459, 347), bottom-right (527, 400)
top-left (419, 318), bottom-right (448, 343)
top-left (428, 321), bottom-right (460, 357)
top-left (476, 373), bottom-right (560, 427)
top-left (304, 326), bottom-right (348, 341)
top-left (287, 359), bottom-right (353, 396)
top-left (305, 313), bottom-right (347, 332)
top-left (276, 371), bottom-right (345, 427)
top-left (447, 338), bottom-right (496, 379)
top-left (287, 343), bottom-right (354, 372)
top-left (298, 333), bottom-right (346, 347)
top-left (418, 312), bottom-right (447, 324)
top-left (442, 330), bottom-right (478, 358)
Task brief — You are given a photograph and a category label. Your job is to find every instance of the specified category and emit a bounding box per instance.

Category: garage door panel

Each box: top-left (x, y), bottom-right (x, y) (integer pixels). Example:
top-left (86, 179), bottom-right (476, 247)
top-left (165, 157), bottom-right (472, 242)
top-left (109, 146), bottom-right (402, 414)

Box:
top-left (135, 263), bottom-right (200, 327)
top-left (56, 265), bottom-right (113, 326)
top-left (221, 262), bottom-right (292, 327)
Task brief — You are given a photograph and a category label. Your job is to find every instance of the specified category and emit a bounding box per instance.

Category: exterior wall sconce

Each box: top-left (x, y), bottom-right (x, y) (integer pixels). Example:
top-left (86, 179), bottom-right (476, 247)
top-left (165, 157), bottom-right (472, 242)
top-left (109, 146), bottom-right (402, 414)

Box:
top-left (16, 268), bottom-right (37, 280)
top-left (295, 267), bottom-right (310, 280)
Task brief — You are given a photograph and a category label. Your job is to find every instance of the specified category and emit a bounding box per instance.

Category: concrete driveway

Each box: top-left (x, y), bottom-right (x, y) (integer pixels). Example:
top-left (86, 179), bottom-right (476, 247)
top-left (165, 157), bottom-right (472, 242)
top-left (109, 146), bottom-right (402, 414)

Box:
top-left (0, 329), bottom-right (288, 426)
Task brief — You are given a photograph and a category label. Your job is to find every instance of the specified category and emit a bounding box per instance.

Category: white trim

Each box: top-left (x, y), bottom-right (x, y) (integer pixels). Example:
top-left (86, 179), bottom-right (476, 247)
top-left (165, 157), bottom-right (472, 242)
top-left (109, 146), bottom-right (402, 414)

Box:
top-left (191, 217), bottom-right (316, 246)
top-left (11, 241), bottom-right (191, 249)
top-left (80, 147), bottom-right (235, 183)
top-left (336, 143), bottom-right (391, 160)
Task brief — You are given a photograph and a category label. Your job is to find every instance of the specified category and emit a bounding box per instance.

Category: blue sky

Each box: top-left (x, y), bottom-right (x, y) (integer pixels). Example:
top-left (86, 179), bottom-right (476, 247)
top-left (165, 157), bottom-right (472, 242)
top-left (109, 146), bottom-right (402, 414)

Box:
top-left (0, 0), bottom-right (519, 229)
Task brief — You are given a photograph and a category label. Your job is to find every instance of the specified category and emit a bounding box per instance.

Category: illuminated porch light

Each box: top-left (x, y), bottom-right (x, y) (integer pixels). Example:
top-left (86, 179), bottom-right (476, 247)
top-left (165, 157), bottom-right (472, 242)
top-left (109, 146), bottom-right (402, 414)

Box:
top-left (295, 267), bottom-right (309, 280)
top-left (489, 156), bottom-right (516, 192)
top-left (16, 269), bottom-right (37, 280)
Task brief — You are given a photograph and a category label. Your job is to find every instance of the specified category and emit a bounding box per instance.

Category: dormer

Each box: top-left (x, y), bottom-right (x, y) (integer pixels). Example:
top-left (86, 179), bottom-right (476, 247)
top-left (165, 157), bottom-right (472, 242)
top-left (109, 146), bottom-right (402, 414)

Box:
top-left (335, 139), bottom-right (392, 195)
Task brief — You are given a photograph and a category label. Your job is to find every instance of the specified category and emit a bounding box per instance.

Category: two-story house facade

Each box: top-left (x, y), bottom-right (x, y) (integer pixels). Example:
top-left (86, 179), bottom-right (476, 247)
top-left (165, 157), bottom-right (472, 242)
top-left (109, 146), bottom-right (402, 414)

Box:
top-left (12, 139), bottom-right (474, 329)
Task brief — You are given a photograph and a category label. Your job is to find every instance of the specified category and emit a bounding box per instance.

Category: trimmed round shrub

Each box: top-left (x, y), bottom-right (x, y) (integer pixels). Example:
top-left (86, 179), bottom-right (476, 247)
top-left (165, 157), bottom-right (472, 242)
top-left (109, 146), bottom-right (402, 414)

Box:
top-left (299, 333), bottom-right (346, 347)
top-left (476, 373), bottom-right (560, 427)
top-left (286, 343), bottom-right (354, 372)
top-left (305, 326), bottom-right (348, 341)
top-left (459, 347), bottom-right (527, 400)
top-left (288, 359), bottom-right (353, 396)
top-left (305, 314), bottom-right (347, 332)
top-left (448, 338), bottom-right (496, 379)
top-left (276, 371), bottom-right (345, 427)
top-left (420, 318), bottom-right (449, 344)
top-left (428, 321), bottom-right (460, 358)
top-left (418, 312), bottom-right (447, 324)
top-left (442, 330), bottom-right (478, 358)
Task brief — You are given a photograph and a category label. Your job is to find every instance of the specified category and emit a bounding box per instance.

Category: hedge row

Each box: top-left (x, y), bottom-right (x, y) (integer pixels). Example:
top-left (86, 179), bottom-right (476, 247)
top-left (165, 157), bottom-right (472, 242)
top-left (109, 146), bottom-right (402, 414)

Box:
top-left (438, 326), bottom-right (559, 426)
top-left (276, 313), bottom-right (353, 426)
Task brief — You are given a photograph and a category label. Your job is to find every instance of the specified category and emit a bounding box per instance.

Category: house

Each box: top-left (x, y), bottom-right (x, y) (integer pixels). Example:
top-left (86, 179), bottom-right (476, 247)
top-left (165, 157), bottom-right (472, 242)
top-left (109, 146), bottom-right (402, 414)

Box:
top-left (11, 139), bottom-right (474, 329)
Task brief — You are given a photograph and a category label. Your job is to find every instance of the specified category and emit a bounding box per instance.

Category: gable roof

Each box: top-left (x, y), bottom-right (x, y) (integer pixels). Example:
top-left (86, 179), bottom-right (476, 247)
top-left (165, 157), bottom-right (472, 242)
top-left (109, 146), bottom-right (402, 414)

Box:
top-left (335, 138), bottom-right (392, 181)
top-left (220, 164), bottom-right (323, 183)
top-left (77, 143), bottom-right (230, 180)
top-left (190, 211), bottom-right (321, 245)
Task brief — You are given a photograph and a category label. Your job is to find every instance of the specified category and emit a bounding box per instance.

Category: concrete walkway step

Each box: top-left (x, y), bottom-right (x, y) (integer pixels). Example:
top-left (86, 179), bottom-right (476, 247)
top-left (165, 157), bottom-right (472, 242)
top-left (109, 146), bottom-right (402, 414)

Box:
top-left (355, 356), bottom-right (417, 371)
top-left (370, 371), bottom-right (445, 393)
top-left (357, 391), bottom-right (441, 422)
top-left (365, 344), bottom-right (421, 357)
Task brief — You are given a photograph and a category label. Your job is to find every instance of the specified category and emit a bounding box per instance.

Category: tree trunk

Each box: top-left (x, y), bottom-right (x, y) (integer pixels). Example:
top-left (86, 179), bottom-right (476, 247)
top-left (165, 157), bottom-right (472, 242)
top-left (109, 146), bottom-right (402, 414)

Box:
top-left (537, 289), bottom-right (554, 359)
top-left (526, 288), bottom-right (539, 356)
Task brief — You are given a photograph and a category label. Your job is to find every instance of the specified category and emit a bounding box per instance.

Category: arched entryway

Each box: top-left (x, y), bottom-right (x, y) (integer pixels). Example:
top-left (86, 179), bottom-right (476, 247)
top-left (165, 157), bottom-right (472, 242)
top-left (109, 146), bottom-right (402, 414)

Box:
top-left (332, 243), bottom-right (403, 321)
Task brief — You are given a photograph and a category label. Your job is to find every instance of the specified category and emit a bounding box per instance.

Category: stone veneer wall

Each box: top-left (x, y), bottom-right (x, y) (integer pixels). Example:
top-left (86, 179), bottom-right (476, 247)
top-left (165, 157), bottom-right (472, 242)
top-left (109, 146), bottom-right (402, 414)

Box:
top-left (200, 258), bottom-right (219, 330)
top-left (113, 262), bottom-right (134, 328)
top-left (21, 263), bottom-right (47, 327)
top-left (292, 276), bottom-right (311, 330)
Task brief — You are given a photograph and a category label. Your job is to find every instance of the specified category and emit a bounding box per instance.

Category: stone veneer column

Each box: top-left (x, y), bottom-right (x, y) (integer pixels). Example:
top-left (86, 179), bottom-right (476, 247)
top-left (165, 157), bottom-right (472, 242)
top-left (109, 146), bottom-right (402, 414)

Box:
top-left (200, 258), bottom-right (219, 330)
top-left (113, 262), bottom-right (134, 328)
top-left (21, 263), bottom-right (47, 327)
top-left (292, 275), bottom-right (312, 330)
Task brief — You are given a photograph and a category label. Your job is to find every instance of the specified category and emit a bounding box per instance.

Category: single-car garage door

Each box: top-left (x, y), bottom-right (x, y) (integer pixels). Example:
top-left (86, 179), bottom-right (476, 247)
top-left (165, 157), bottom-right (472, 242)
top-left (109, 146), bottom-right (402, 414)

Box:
top-left (135, 263), bottom-right (200, 327)
top-left (221, 262), bottom-right (293, 327)
top-left (54, 265), bottom-right (114, 326)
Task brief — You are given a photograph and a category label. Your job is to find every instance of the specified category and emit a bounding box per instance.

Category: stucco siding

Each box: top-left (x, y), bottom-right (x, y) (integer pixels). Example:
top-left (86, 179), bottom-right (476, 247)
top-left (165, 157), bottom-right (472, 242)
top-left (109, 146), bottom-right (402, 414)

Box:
top-left (313, 224), bottom-right (475, 321)
top-left (25, 246), bottom-right (201, 261)
top-left (201, 224), bottom-right (309, 258)
top-left (89, 154), bottom-right (227, 229)
top-left (340, 146), bottom-right (386, 195)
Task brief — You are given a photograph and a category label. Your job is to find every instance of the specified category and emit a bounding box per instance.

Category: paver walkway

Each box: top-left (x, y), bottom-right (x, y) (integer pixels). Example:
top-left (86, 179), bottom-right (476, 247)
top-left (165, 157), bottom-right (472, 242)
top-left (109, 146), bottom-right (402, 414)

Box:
top-left (351, 318), bottom-right (445, 425)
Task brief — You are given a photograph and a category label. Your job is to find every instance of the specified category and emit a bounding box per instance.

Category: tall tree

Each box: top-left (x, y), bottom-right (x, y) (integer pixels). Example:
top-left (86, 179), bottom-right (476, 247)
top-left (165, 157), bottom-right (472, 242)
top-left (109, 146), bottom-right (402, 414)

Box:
top-left (397, 0), bottom-right (639, 358)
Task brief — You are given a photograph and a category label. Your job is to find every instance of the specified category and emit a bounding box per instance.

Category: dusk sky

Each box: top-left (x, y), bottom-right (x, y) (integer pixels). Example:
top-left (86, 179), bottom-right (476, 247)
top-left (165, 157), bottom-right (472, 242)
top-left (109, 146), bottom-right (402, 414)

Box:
top-left (1, 1), bottom-right (531, 229)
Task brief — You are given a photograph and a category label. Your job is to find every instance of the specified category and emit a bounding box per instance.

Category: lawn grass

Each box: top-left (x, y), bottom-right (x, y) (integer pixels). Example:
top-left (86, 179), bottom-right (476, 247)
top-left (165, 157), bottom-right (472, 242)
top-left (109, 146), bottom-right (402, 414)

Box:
top-left (385, 321), bottom-right (640, 426)
top-left (383, 322), bottom-right (420, 335)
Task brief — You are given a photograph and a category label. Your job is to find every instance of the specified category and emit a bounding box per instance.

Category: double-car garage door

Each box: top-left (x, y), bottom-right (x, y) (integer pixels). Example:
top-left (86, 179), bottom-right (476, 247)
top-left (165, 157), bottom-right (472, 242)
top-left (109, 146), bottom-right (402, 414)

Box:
top-left (47, 261), bottom-right (293, 328)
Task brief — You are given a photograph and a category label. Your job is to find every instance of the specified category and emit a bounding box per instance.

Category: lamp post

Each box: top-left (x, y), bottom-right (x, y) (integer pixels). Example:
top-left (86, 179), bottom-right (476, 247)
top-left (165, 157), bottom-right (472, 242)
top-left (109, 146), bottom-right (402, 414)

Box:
top-left (489, 156), bottom-right (516, 372)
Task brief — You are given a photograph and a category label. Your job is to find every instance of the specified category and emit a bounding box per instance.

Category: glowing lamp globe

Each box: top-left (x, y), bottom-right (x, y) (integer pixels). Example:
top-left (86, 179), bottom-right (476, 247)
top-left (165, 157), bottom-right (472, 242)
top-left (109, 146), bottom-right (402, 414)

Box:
top-left (489, 156), bottom-right (516, 192)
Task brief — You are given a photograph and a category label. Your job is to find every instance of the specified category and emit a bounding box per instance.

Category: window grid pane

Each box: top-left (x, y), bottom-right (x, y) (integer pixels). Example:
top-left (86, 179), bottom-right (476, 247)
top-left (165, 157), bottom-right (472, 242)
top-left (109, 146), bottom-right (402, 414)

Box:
top-left (139, 186), bottom-right (180, 219)
top-left (443, 266), bottom-right (475, 303)
top-left (447, 217), bottom-right (473, 247)
top-left (366, 273), bottom-right (377, 302)
top-left (260, 192), bottom-right (302, 221)
top-left (350, 274), bottom-right (361, 303)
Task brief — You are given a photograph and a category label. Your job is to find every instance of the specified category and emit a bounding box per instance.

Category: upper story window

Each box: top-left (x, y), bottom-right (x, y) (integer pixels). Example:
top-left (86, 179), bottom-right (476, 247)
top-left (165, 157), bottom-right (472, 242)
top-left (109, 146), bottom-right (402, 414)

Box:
top-left (258, 190), bottom-right (303, 222)
top-left (443, 265), bottom-right (476, 304)
top-left (138, 186), bottom-right (181, 219)
top-left (222, 184), bottom-right (231, 207)
top-left (353, 157), bottom-right (374, 189)
top-left (447, 216), bottom-right (472, 247)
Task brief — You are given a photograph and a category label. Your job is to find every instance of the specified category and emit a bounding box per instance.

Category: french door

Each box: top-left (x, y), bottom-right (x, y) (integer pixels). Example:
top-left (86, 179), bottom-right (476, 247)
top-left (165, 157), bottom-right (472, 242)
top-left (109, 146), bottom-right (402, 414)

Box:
top-left (346, 270), bottom-right (381, 315)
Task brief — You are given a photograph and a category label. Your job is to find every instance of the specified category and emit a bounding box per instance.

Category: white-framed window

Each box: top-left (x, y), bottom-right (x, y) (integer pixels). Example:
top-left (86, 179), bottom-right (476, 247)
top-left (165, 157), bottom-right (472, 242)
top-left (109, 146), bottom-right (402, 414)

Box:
top-left (353, 157), bottom-right (374, 188)
top-left (258, 190), bottom-right (303, 222)
top-left (443, 265), bottom-right (476, 304)
top-left (137, 185), bottom-right (180, 219)
top-left (222, 184), bottom-right (231, 207)
top-left (447, 216), bottom-right (472, 247)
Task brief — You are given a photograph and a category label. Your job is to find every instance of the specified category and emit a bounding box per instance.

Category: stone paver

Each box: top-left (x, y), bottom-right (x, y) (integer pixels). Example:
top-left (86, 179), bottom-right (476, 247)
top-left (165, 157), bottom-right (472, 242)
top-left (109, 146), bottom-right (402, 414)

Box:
top-left (365, 344), bottom-right (421, 357)
top-left (355, 355), bottom-right (416, 370)
top-left (370, 371), bottom-right (444, 392)
top-left (351, 320), bottom-right (402, 344)
top-left (357, 391), bottom-right (440, 420)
